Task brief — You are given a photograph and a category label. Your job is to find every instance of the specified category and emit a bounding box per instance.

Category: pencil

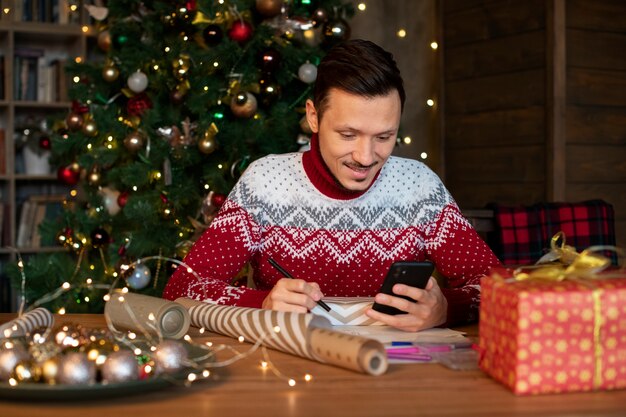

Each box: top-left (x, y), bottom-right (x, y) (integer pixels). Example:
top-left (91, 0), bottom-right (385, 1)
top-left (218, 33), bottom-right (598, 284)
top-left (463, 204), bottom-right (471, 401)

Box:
top-left (268, 257), bottom-right (332, 312)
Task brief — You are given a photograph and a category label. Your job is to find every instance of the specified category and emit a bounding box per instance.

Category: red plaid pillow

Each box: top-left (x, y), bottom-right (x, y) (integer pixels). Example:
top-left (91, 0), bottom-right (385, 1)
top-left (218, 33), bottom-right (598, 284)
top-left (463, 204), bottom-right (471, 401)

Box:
top-left (491, 200), bottom-right (616, 265)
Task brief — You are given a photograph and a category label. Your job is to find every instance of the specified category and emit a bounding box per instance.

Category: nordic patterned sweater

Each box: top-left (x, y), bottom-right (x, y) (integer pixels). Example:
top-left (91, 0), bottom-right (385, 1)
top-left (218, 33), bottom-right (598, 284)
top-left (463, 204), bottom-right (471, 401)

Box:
top-left (163, 135), bottom-right (501, 326)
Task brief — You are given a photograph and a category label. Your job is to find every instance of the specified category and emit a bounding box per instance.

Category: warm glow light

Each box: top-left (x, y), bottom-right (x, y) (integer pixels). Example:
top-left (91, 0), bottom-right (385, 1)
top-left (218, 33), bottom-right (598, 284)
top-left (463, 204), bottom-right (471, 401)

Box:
top-left (153, 64), bottom-right (159, 70)
top-left (218, 164), bottom-right (223, 169)
top-left (304, 374), bottom-right (313, 381)
top-left (3, 8), bottom-right (10, 14)
top-left (58, 307), bottom-right (66, 315)
top-left (357, 3), bottom-right (366, 11)
top-left (288, 379), bottom-right (296, 387)
top-left (62, 282), bottom-right (71, 289)
top-left (72, 76), bottom-right (80, 83)
top-left (261, 361), bottom-right (268, 369)
top-left (165, 46), bottom-right (171, 52)
top-left (204, 184), bottom-right (210, 189)
top-left (421, 152), bottom-right (428, 159)
top-left (183, 35), bottom-right (189, 41)
top-left (103, 294), bottom-right (111, 301)
top-left (430, 41), bottom-right (438, 50)
top-left (403, 136), bottom-right (412, 145)
top-left (132, 186), bottom-right (138, 191)
top-left (426, 99), bottom-right (435, 107)
top-left (397, 29), bottom-right (407, 38)
top-left (70, 5), bottom-right (78, 11)
top-left (81, 26), bottom-right (89, 33)
top-left (238, 336), bottom-right (245, 343)
top-left (75, 57), bottom-right (82, 63)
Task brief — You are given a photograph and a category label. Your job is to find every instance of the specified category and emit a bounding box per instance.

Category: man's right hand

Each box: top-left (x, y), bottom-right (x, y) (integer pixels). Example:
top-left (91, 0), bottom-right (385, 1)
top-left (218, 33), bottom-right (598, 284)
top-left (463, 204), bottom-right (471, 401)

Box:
top-left (262, 278), bottom-right (324, 313)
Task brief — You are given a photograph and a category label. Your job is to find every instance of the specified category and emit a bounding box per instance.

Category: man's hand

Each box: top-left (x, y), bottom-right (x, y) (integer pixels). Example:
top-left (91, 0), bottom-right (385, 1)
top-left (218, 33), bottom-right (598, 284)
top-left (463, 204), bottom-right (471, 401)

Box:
top-left (262, 278), bottom-right (324, 313)
top-left (365, 277), bottom-right (447, 332)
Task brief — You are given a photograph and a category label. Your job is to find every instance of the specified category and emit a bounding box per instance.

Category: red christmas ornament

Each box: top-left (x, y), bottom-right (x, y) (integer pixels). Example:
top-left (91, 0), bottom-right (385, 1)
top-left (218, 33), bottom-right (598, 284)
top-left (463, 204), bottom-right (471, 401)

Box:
top-left (211, 193), bottom-right (226, 208)
top-left (127, 93), bottom-right (153, 116)
top-left (71, 100), bottom-right (89, 114)
top-left (57, 165), bottom-right (80, 185)
top-left (160, 193), bottom-right (169, 204)
top-left (39, 136), bottom-right (51, 150)
top-left (185, 0), bottom-right (196, 11)
top-left (117, 191), bottom-right (129, 208)
top-left (228, 21), bottom-right (253, 43)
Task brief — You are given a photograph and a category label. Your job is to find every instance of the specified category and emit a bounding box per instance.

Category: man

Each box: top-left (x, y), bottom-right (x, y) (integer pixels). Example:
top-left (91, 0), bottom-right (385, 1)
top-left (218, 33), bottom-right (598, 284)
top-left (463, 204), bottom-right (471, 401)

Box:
top-left (163, 39), bottom-right (500, 331)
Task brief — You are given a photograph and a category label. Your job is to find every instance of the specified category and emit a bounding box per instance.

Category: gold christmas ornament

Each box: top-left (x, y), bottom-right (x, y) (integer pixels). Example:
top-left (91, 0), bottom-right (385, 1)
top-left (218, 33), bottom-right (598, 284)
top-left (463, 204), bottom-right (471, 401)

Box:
top-left (256, 0), bottom-right (284, 17)
top-left (172, 54), bottom-right (191, 80)
top-left (82, 119), bottom-right (99, 137)
top-left (12, 360), bottom-right (42, 383)
top-left (0, 345), bottom-right (29, 381)
top-left (123, 130), bottom-right (145, 153)
top-left (41, 357), bottom-right (60, 384)
top-left (66, 112), bottom-right (84, 131)
top-left (230, 92), bottom-right (257, 118)
top-left (198, 123), bottom-right (219, 154)
top-left (102, 63), bottom-right (120, 82)
top-left (97, 29), bottom-right (112, 52)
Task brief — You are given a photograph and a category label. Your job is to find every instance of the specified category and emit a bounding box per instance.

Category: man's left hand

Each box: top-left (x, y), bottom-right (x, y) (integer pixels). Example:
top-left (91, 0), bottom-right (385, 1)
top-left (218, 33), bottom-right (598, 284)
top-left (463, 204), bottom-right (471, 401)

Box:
top-left (364, 277), bottom-right (447, 332)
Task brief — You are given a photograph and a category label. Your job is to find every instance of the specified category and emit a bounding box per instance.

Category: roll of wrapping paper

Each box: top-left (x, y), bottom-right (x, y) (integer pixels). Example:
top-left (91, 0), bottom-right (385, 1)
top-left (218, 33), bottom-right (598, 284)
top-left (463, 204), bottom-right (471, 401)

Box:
top-left (175, 297), bottom-right (388, 376)
top-left (105, 291), bottom-right (190, 339)
top-left (0, 307), bottom-right (54, 337)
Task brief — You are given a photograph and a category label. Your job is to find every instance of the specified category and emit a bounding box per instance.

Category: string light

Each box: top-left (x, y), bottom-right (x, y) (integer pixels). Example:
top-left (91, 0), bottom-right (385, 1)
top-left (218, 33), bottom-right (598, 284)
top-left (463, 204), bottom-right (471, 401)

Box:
top-left (421, 152), bottom-right (428, 160)
top-left (288, 379), bottom-right (296, 386)
top-left (72, 76), bottom-right (80, 83)
top-left (397, 29), bottom-right (407, 38)
top-left (426, 99), bottom-right (435, 107)
top-left (304, 374), bottom-right (313, 381)
top-left (81, 26), bottom-right (89, 33)
top-left (430, 41), bottom-right (438, 50)
top-left (357, 3), bottom-right (366, 11)
top-left (403, 136), bottom-right (412, 145)
top-left (3, 8), bottom-right (10, 14)
top-left (75, 57), bottom-right (82, 63)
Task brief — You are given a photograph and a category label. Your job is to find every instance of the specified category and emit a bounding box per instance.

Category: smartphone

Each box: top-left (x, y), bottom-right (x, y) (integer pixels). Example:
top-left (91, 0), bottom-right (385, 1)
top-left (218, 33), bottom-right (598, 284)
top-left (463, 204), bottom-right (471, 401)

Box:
top-left (371, 261), bottom-right (434, 315)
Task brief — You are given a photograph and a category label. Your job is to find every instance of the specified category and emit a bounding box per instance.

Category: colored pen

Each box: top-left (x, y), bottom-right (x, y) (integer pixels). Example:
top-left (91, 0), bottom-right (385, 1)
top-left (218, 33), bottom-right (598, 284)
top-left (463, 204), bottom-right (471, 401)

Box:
top-left (268, 258), bottom-right (332, 312)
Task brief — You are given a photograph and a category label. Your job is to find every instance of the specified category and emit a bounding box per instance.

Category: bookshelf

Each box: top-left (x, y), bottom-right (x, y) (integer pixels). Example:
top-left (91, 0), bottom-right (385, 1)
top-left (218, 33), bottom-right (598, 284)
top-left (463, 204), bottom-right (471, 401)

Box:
top-left (0, 1), bottom-right (98, 311)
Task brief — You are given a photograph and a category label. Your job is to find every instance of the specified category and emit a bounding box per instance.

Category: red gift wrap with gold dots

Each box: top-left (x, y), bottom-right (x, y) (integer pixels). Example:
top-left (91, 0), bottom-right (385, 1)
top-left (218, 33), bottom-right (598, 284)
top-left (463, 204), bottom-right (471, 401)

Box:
top-left (479, 267), bottom-right (626, 395)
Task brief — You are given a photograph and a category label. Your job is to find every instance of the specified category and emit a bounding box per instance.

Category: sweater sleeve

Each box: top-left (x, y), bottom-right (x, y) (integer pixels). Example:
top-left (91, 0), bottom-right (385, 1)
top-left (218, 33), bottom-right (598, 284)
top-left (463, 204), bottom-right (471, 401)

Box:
top-left (162, 199), bottom-right (270, 308)
top-left (425, 204), bottom-right (501, 327)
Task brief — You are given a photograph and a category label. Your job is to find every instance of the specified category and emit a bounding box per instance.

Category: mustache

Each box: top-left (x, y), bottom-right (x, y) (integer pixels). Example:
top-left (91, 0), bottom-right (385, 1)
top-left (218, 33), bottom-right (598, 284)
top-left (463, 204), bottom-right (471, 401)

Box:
top-left (345, 161), bottom-right (378, 169)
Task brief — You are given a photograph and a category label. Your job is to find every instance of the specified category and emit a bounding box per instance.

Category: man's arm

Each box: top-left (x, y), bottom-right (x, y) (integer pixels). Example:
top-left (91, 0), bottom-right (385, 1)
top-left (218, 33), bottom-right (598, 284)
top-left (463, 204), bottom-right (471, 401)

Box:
top-left (162, 199), bottom-right (269, 307)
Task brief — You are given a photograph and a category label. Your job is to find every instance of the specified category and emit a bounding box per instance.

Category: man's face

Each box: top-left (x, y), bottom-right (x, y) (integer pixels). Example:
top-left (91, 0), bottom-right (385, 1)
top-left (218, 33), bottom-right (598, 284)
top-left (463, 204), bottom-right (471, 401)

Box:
top-left (305, 88), bottom-right (401, 191)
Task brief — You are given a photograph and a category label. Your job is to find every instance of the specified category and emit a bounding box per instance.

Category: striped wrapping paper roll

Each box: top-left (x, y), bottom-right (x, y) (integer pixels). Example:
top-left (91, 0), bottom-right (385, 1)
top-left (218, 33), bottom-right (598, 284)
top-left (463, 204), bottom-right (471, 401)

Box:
top-left (0, 307), bottom-right (54, 337)
top-left (175, 298), bottom-right (388, 376)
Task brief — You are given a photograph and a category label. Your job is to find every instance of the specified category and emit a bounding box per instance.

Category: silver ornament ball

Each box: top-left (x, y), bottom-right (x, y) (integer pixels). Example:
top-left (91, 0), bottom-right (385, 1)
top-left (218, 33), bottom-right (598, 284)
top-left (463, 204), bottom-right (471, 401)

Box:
top-left (298, 62), bottom-right (317, 84)
top-left (58, 352), bottom-right (96, 385)
top-left (0, 344), bottom-right (29, 381)
top-left (102, 350), bottom-right (139, 383)
top-left (154, 340), bottom-right (188, 374)
top-left (127, 71), bottom-right (149, 93)
top-left (126, 263), bottom-right (151, 289)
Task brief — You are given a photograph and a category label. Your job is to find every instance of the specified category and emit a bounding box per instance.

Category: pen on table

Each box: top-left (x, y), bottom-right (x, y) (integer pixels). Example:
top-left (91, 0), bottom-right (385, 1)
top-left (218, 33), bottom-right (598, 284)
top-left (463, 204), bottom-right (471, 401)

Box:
top-left (268, 257), bottom-right (332, 312)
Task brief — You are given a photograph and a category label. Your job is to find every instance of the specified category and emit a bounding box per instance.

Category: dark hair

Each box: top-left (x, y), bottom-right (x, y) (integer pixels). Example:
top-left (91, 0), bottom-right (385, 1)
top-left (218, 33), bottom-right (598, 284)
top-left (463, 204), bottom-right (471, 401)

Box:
top-left (313, 39), bottom-right (405, 119)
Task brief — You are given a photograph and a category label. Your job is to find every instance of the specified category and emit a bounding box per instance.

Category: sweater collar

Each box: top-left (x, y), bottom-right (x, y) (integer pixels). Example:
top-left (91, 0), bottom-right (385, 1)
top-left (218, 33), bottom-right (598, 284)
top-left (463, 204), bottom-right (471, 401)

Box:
top-left (302, 133), bottom-right (379, 200)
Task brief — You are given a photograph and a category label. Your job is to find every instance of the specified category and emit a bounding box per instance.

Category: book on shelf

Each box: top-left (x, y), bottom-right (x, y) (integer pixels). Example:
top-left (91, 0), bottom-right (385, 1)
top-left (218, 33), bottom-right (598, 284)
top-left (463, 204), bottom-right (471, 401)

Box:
top-left (0, 203), bottom-right (4, 246)
top-left (13, 48), bottom-right (69, 103)
top-left (12, 0), bottom-right (78, 24)
top-left (16, 194), bottom-right (65, 248)
top-left (0, 55), bottom-right (4, 100)
top-left (0, 129), bottom-right (5, 175)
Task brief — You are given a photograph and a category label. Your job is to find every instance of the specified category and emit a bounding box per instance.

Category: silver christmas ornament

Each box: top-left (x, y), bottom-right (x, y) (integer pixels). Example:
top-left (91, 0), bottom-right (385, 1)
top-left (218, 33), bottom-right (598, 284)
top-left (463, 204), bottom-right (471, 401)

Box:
top-left (58, 352), bottom-right (96, 385)
top-left (154, 340), bottom-right (188, 374)
top-left (0, 344), bottom-right (29, 381)
top-left (298, 62), bottom-right (317, 84)
top-left (102, 350), bottom-right (139, 383)
top-left (127, 71), bottom-right (149, 93)
top-left (126, 263), bottom-right (151, 289)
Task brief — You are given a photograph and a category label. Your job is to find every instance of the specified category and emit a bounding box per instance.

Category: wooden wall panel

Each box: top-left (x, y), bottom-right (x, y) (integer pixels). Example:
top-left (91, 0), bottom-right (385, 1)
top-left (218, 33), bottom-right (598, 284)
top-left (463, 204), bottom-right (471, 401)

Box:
top-left (447, 183), bottom-right (545, 207)
top-left (566, 106), bottom-right (626, 145)
top-left (446, 70), bottom-right (544, 114)
top-left (567, 0), bottom-right (626, 32)
top-left (444, 0), bottom-right (545, 46)
top-left (567, 69), bottom-right (626, 107)
top-left (447, 146), bottom-right (545, 183)
top-left (447, 107), bottom-right (544, 148)
top-left (568, 30), bottom-right (626, 70)
top-left (445, 31), bottom-right (545, 80)
top-left (566, 146), bottom-right (626, 182)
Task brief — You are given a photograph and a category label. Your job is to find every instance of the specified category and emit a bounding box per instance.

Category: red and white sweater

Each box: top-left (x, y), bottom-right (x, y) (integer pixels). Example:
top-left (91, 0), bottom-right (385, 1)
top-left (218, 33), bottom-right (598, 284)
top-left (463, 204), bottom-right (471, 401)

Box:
top-left (163, 135), bottom-right (501, 326)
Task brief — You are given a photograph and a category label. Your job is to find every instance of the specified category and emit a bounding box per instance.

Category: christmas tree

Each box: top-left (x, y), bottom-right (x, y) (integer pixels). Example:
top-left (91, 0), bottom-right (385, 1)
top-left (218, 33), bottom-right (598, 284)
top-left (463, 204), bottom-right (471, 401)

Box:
top-left (10, 0), bottom-right (354, 313)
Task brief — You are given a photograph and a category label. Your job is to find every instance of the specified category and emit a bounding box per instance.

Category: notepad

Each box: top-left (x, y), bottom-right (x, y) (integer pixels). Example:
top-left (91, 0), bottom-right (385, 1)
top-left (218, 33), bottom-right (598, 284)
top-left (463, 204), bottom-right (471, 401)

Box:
top-left (311, 297), bottom-right (383, 326)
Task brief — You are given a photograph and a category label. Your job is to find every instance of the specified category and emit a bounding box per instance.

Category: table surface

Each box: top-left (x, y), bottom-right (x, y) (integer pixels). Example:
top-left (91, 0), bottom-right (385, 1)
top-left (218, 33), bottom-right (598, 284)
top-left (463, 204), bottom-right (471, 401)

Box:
top-left (1, 314), bottom-right (625, 417)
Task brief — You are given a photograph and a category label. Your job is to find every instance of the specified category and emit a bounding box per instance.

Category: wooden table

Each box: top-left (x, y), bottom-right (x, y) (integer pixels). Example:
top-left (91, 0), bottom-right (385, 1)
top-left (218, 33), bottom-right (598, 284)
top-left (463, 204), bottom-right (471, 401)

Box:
top-left (1, 314), bottom-right (625, 417)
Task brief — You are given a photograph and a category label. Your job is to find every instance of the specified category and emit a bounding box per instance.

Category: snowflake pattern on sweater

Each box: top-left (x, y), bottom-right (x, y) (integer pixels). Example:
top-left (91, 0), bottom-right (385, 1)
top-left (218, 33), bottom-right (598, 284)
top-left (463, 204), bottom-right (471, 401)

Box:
top-left (163, 151), bottom-right (500, 326)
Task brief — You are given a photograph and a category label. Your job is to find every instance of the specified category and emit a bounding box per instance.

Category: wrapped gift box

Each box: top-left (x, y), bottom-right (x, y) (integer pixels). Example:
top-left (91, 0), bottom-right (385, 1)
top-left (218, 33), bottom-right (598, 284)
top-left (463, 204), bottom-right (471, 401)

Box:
top-left (479, 266), bottom-right (626, 395)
